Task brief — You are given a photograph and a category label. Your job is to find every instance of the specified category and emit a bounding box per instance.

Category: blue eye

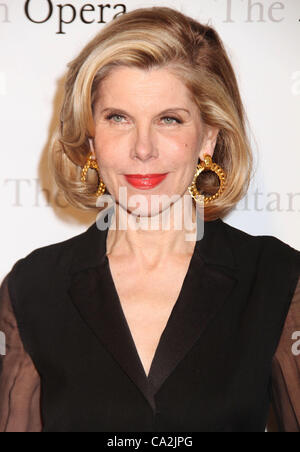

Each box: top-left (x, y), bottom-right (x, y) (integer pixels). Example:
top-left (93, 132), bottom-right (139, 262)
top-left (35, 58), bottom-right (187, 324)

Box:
top-left (162, 116), bottom-right (181, 125)
top-left (107, 114), bottom-right (125, 123)
top-left (105, 114), bottom-right (182, 125)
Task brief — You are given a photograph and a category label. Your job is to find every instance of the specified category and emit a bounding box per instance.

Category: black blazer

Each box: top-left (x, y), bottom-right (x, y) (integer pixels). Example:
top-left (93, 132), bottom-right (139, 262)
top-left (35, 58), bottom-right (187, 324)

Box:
top-left (1, 206), bottom-right (300, 432)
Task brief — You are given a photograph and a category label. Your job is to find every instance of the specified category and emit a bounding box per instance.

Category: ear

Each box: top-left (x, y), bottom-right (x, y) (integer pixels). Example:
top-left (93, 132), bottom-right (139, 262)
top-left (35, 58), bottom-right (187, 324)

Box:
top-left (88, 138), bottom-right (96, 159)
top-left (198, 125), bottom-right (220, 162)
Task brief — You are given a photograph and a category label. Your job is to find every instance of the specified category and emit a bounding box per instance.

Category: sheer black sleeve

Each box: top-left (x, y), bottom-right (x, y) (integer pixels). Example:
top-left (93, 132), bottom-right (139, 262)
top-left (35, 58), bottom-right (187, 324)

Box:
top-left (270, 276), bottom-right (300, 432)
top-left (0, 274), bottom-right (42, 432)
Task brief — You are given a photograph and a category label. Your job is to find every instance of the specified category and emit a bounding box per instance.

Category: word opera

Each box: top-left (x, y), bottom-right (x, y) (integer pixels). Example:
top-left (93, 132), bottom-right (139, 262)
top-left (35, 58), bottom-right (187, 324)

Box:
top-left (24, 0), bottom-right (127, 34)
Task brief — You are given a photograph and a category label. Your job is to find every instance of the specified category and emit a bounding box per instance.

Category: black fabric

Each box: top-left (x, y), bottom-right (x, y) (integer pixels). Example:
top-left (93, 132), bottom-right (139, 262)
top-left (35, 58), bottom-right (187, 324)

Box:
top-left (1, 206), bottom-right (300, 432)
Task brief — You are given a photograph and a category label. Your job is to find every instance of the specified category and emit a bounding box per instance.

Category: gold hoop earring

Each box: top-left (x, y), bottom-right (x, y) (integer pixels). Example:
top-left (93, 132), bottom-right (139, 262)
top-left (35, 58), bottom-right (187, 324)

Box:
top-left (188, 154), bottom-right (226, 204)
top-left (81, 152), bottom-right (106, 197)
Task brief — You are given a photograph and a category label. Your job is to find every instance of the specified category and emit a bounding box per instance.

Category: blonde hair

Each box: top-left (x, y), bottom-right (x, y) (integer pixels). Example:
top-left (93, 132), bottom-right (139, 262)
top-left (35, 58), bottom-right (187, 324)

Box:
top-left (49, 6), bottom-right (253, 221)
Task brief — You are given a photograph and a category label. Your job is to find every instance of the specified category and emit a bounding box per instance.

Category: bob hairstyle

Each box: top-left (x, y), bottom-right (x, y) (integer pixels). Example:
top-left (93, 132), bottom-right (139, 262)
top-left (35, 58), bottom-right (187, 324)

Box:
top-left (49, 6), bottom-right (253, 221)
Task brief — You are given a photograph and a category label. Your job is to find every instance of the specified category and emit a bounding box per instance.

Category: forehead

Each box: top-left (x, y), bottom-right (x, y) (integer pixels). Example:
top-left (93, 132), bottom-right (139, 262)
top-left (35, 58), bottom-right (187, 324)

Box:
top-left (96, 66), bottom-right (195, 108)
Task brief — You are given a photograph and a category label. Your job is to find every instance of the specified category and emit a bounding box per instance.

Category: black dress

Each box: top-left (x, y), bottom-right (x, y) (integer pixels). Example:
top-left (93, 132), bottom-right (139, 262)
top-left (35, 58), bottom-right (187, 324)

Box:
top-left (0, 206), bottom-right (299, 432)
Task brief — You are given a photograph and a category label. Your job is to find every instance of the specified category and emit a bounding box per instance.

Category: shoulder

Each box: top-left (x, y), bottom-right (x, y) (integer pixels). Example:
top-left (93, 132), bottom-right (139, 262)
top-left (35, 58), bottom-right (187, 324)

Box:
top-left (220, 221), bottom-right (300, 317)
top-left (221, 219), bottom-right (300, 268)
top-left (7, 225), bottom-right (91, 289)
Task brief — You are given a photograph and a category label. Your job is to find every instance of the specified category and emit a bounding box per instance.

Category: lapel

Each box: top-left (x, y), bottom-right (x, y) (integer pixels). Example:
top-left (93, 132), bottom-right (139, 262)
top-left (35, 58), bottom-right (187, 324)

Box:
top-left (67, 205), bottom-right (239, 413)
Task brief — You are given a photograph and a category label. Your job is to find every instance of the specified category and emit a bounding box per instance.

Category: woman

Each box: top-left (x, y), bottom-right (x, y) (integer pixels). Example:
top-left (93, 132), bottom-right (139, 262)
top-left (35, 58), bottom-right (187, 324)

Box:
top-left (0, 6), bottom-right (299, 433)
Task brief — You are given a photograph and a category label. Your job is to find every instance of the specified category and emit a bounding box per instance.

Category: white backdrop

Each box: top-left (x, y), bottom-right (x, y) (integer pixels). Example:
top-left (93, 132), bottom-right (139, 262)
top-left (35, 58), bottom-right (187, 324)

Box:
top-left (1, 0), bottom-right (299, 280)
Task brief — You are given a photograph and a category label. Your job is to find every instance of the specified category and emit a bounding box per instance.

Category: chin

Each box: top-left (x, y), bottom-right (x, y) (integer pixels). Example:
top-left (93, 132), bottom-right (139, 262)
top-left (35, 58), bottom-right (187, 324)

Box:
top-left (115, 199), bottom-right (167, 220)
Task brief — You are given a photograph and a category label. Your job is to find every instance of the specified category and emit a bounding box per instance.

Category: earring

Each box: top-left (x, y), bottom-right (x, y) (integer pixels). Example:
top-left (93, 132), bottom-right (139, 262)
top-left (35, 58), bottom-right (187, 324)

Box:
top-left (188, 154), bottom-right (226, 204)
top-left (81, 152), bottom-right (106, 197)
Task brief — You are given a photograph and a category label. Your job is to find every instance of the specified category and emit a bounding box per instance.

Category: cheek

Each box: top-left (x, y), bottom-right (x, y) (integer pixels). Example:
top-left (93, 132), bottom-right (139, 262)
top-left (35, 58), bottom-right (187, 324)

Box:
top-left (164, 137), bottom-right (198, 166)
top-left (162, 127), bottom-right (199, 151)
top-left (93, 130), bottom-right (121, 166)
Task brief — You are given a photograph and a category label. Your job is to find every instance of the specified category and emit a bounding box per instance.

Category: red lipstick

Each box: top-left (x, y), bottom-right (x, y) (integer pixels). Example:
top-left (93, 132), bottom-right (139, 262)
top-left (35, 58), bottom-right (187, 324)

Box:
top-left (124, 173), bottom-right (168, 190)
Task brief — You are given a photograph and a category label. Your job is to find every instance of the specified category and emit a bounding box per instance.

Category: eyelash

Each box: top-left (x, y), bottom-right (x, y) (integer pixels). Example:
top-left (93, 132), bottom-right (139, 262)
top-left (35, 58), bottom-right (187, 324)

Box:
top-left (105, 114), bottom-right (182, 125)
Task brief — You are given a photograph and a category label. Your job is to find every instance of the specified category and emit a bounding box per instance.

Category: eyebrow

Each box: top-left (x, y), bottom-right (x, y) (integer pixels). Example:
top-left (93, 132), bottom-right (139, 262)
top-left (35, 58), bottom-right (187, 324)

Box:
top-left (100, 107), bottom-right (191, 116)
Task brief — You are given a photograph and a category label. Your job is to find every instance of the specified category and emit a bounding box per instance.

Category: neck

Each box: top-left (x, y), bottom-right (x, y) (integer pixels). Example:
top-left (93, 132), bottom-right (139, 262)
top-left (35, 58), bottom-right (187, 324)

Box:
top-left (105, 199), bottom-right (199, 266)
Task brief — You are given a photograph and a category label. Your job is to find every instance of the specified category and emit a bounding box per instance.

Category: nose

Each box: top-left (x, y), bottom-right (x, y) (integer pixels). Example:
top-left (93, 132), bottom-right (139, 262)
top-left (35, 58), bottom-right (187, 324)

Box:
top-left (131, 122), bottom-right (158, 162)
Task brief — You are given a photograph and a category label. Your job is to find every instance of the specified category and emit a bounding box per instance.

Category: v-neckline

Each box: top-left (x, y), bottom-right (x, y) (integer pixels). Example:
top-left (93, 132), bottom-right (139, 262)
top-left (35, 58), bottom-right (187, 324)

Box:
top-left (68, 206), bottom-right (238, 412)
top-left (102, 212), bottom-right (202, 382)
